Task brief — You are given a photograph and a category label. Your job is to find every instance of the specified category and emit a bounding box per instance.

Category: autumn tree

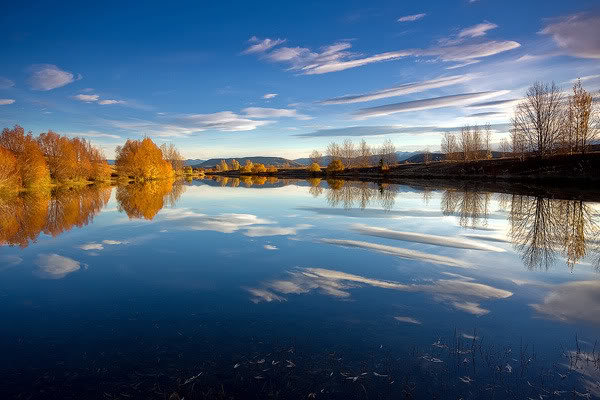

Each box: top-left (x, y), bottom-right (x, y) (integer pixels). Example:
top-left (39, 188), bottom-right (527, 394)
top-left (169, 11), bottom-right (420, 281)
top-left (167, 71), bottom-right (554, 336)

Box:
top-left (326, 142), bottom-right (342, 162)
top-left (241, 160), bottom-right (254, 173)
top-left (561, 79), bottom-right (597, 154)
top-left (252, 163), bottom-right (267, 173)
top-left (115, 137), bottom-right (173, 180)
top-left (230, 159), bottom-right (241, 170)
top-left (0, 147), bottom-right (21, 191)
top-left (327, 159), bottom-right (344, 173)
top-left (512, 81), bottom-right (563, 157)
top-left (217, 159), bottom-right (229, 171)
top-left (358, 139), bottom-right (372, 167)
top-left (0, 125), bottom-right (50, 188)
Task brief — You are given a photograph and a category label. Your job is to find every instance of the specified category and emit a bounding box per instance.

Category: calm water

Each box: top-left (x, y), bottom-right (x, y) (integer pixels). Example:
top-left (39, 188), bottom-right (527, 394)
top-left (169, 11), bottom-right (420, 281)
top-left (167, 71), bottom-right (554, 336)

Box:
top-left (1, 177), bottom-right (599, 399)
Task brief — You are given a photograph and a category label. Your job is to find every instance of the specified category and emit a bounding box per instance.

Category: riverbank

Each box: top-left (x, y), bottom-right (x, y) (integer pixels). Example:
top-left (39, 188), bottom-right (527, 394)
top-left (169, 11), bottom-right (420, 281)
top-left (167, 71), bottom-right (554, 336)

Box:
top-left (210, 152), bottom-right (600, 184)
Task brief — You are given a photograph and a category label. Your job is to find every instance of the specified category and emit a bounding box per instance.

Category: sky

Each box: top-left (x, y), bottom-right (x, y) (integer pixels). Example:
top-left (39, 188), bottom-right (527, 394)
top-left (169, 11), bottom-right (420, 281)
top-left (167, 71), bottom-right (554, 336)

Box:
top-left (0, 0), bottom-right (599, 159)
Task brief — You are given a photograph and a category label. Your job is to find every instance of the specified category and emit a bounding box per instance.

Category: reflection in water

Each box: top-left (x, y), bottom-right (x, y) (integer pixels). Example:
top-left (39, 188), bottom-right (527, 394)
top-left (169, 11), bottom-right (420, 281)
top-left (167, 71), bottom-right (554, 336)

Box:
top-left (319, 179), bottom-right (397, 210)
top-left (248, 267), bottom-right (512, 316)
top-left (440, 188), bottom-right (600, 271)
top-left (116, 179), bottom-right (185, 220)
top-left (441, 188), bottom-right (492, 229)
top-left (212, 175), bottom-right (276, 187)
top-left (0, 185), bottom-right (110, 248)
top-left (508, 195), bottom-right (599, 270)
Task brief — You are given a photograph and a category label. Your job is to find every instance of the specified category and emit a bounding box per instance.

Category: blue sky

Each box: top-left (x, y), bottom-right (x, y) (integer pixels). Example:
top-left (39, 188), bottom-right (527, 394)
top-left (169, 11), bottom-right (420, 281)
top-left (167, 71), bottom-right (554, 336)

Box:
top-left (0, 0), bottom-right (599, 159)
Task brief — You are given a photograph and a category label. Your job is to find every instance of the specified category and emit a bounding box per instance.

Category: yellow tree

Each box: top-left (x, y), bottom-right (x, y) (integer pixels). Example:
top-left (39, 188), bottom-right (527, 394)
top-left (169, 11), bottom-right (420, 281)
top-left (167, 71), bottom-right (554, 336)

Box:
top-left (0, 125), bottom-right (50, 188)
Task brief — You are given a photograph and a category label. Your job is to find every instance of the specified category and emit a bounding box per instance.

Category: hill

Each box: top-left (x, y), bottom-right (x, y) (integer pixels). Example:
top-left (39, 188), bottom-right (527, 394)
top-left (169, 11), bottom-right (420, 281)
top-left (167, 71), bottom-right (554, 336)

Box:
top-left (194, 157), bottom-right (302, 168)
top-left (293, 151), bottom-right (418, 166)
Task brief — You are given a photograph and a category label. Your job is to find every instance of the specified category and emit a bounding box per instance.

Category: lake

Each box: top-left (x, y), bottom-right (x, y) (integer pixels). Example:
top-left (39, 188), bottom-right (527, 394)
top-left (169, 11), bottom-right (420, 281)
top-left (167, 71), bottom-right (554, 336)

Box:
top-left (1, 177), bottom-right (599, 399)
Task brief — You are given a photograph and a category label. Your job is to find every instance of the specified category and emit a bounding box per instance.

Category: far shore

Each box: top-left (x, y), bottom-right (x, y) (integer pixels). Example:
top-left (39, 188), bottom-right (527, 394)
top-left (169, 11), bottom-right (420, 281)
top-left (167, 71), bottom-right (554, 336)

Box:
top-left (207, 152), bottom-right (600, 184)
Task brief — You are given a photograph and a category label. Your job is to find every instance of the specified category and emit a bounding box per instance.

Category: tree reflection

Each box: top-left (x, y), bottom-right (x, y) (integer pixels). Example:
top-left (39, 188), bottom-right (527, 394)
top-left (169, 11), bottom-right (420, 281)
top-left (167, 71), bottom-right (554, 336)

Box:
top-left (116, 179), bottom-right (185, 220)
top-left (509, 195), bottom-right (599, 270)
top-left (0, 185), bottom-right (110, 248)
top-left (318, 179), bottom-right (397, 210)
top-left (441, 188), bottom-right (492, 229)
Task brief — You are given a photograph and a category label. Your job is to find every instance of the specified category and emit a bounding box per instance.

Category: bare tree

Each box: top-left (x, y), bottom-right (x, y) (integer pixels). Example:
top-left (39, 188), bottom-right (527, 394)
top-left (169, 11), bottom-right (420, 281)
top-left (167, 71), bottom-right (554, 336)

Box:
top-left (358, 139), bottom-right (372, 167)
top-left (499, 138), bottom-right (511, 156)
top-left (441, 132), bottom-right (458, 161)
top-left (459, 125), bottom-right (471, 160)
top-left (568, 79), bottom-right (595, 154)
top-left (484, 123), bottom-right (492, 159)
top-left (379, 139), bottom-right (396, 165)
top-left (309, 150), bottom-right (323, 166)
top-left (510, 128), bottom-right (526, 161)
top-left (342, 139), bottom-right (357, 167)
top-left (511, 81), bottom-right (563, 157)
top-left (326, 142), bottom-right (342, 162)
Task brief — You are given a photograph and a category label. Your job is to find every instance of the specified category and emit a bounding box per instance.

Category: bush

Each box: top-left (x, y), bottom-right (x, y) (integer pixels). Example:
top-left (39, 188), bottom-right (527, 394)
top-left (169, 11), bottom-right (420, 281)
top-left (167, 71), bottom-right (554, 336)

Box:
top-left (308, 162), bottom-right (321, 173)
top-left (241, 160), bottom-right (254, 173)
top-left (326, 159), bottom-right (344, 173)
top-left (266, 165), bottom-right (277, 173)
top-left (252, 163), bottom-right (267, 173)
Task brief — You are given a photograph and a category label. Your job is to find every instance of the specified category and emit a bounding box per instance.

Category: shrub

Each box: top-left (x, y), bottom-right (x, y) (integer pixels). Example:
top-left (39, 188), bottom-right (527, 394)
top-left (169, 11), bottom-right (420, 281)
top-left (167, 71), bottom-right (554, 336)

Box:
top-left (326, 159), bottom-right (344, 173)
top-left (266, 165), bottom-right (278, 173)
top-left (252, 163), bottom-right (267, 173)
top-left (241, 160), bottom-right (254, 173)
top-left (308, 162), bottom-right (321, 173)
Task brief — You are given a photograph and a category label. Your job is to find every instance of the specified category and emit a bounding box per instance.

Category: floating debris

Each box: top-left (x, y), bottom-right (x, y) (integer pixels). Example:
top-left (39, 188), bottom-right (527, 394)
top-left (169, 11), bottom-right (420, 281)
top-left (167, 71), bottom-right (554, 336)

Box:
top-left (285, 360), bottom-right (295, 368)
top-left (254, 375), bottom-right (264, 380)
top-left (373, 372), bottom-right (388, 377)
top-left (459, 376), bottom-right (473, 384)
top-left (308, 393), bottom-right (316, 398)
top-left (271, 360), bottom-right (279, 365)
top-left (183, 372), bottom-right (202, 385)
top-left (257, 359), bottom-right (265, 364)
top-left (505, 363), bottom-right (512, 373)
top-left (233, 363), bottom-right (241, 369)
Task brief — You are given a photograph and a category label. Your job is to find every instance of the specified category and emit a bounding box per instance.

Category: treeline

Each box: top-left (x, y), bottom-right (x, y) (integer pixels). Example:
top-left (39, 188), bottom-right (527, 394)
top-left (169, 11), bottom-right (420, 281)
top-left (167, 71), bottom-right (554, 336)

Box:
top-left (441, 80), bottom-right (599, 160)
top-left (308, 138), bottom-right (398, 172)
top-left (0, 125), bottom-right (111, 192)
top-left (213, 159), bottom-right (277, 174)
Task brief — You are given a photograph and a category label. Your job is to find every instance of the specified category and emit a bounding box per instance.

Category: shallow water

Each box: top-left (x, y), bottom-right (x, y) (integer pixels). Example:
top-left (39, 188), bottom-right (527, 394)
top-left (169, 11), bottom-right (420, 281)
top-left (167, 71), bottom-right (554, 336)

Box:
top-left (1, 177), bottom-right (599, 399)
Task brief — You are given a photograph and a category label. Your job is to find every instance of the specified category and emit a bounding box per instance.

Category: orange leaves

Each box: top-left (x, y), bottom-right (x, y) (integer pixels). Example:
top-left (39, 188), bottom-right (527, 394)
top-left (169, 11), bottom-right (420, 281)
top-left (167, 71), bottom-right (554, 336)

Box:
top-left (0, 147), bottom-right (21, 191)
top-left (0, 125), bottom-right (50, 189)
top-left (115, 137), bottom-right (174, 180)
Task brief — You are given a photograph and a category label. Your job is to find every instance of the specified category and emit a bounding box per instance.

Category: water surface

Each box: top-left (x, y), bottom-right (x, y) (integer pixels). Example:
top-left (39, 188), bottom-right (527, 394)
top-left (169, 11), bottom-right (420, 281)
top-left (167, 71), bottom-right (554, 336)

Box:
top-left (1, 177), bottom-right (599, 399)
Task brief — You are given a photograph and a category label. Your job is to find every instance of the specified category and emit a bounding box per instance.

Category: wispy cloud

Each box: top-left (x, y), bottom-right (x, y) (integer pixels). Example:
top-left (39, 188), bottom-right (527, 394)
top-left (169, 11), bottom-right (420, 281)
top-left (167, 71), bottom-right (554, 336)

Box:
top-left (243, 36), bottom-right (286, 54)
top-left (353, 90), bottom-right (509, 119)
top-left (244, 224), bottom-right (312, 237)
top-left (73, 94), bottom-right (100, 102)
top-left (28, 64), bottom-right (76, 91)
top-left (458, 22), bottom-right (498, 38)
top-left (243, 107), bottom-right (312, 120)
top-left (0, 77), bottom-right (15, 89)
top-left (296, 123), bottom-right (512, 138)
top-left (66, 131), bottom-right (122, 139)
top-left (540, 13), bottom-right (600, 59)
top-left (321, 238), bottom-right (473, 268)
top-left (0, 99), bottom-right (15, 105)
top-left (99, 99), bottom-right (126, 105)
top-left (465, 98), bottom-right (521, 109)
top-left (397, 13), bottom-right (426, 22)
top-left (319, 74), bottom-right (473, 104)
top-left (264, 244), bottom-right (278, 250)
top-left (351, 224), bottom-right (505, 252)
top-left (262, 93), bottom-right (278, 99)
top-left (35, 254), bottom-right (82, 279)
top-left (394, 316), bottom-right (422, 324)
top-left (531, 280), bottom-right (600, 325)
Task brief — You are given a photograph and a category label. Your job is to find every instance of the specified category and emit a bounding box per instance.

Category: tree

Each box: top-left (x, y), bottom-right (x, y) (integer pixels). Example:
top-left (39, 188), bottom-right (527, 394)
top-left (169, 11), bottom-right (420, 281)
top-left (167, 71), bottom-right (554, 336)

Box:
top-left (484, 123), bottom-right (492, 159)
top-left (252, 163), bottom-right (267, 173)
top-left (358, 139), bottom-right (372, 167)
top-left (499, 138), bottom-right (511, 156)
top-left (510, 128), bottom-right (526, 161)
top-left (266, 165), bottom-right (278, 173)
top-left (562, 79), bottom-right (596, 154)
top-left (230, 159), bottom-right (241, 170)
top-left (441, 132), bottom-right (458, 161)
top-left (218, 159), bottom-right (229, 172)
top-left (0, 125), bottom-right (50, 188)
top-left (241, 160), bottom-right (254, 173)
top-left (0, 147), bottom-right (21, 191)
top-left (379, 139), bottom-right (396, 165)
top-left (115, 137), bottom-right (173, 180)
top-left (341, 139), bottom-right (356, 167)
top-left (326, 142), bottom-right (342, 161)
top-left (423, 148), bottom-right (431, 164)
top-left (308, 162), bottom-right (321, 173)
top-left (309, 150), bottom-right (322, 166)
top-left (326, 159), bottom-right (344, 173)
top-left (160, 143), bottom-right (184, 172)
top-left (512, 81), bottom-right (563, 157)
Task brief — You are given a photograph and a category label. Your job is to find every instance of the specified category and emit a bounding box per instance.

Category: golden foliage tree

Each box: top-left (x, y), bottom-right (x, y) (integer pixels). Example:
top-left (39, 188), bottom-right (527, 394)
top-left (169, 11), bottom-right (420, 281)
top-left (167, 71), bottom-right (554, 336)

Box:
top-left (0, 147), bottom-right (21, 191)
top-left (115, 137), bottom-right (174, 180)
top-left (160, 143), bottom-right (184, 173)
top-left (308, 162), bottom-right (321, 173)
top-left (327, 159), bottom-right (344, 173)
top-left (230, 159), bottom-right (241, 170)
top-left (116, 179), bottom-right (175, 220)
top-left (0, 125), bottom-right (50, 188)
top-left (241, 160), bottom-right (254, 173)
top-left (252, 163), bottom-right (267, 173)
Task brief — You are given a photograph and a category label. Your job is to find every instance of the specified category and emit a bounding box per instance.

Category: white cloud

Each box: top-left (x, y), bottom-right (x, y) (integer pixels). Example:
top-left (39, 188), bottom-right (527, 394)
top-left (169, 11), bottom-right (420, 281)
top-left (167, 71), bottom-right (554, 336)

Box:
top-left (394, 316), bottom-right (422, 324)
top-left (243, 36), bottom-right (286, 54)
top-left (458, 22), bottom-right (498, 38)
top-left (161, 209), bottom-right (275, 233)
top-left (28, 64), bottom-right (76, 91)
top-left (244, 224), bottom-right (311, 237)
top-left (103, 240), bottom-right (125, 245)
top-left (264, 244), bottom-right (278, 250)
top-left (35, 254), bottom-right (81, 279)
top-left (79, 243), bottom-right (104, 251)
top-left (450, 301), bottom-right (489, 315)
top-left (445, 60), bottom-right (480, 69)
top-left (99, 99), bottom-right (126, 105)
top-left (262, 93), bottom-right (278, 99)
top-left (0, 99), bottom-right (15, 105)
top-left (531, 280), bottom-right (600, 325)
top-left (67, 130), bottom-right (122, 139)
top-left (0, 255), bottom-right (22, 270)
top-left (73, 94), bottom-right (99, 102)
top-left (248, 36), bottom-right (519, 75)
top-left (353, 90), bottom-right (509, 118)
top-left (177, 111), bottom-right (274, 132)
top-left (351, 224), bottom-right (505, 252)
top-left (320, 74), bottom-right (473, 104)
top-left (397, 13), bottom-right (426, 22)
top-left (321, 238), bottom-right (472, 268)
top-left (246, 288), bottom-right (286, 303)
top-left (242, 107), bottom-right (312, 120)
top-left (0, 77), bottom-right (15, 89)
top-left (540, 13), bottom-right (600, 59)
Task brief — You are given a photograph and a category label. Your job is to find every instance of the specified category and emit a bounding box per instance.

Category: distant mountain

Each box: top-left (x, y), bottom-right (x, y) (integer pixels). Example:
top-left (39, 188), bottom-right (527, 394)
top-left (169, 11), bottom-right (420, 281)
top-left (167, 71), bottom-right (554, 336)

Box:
top-left (194, 157), bottom-right (302, 168)
top-left (184, 159), bottom-right (205, 166)
top-left (293, 151), bottom-right (417, 166)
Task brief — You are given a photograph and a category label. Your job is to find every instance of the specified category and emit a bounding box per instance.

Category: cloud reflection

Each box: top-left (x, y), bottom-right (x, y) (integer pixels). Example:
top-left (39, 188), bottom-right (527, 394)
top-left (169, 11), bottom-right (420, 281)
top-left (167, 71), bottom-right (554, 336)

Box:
top-left (35, 254), bottom-right (82, 279)
top-left (531, 280), bottom-right (600, 325)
